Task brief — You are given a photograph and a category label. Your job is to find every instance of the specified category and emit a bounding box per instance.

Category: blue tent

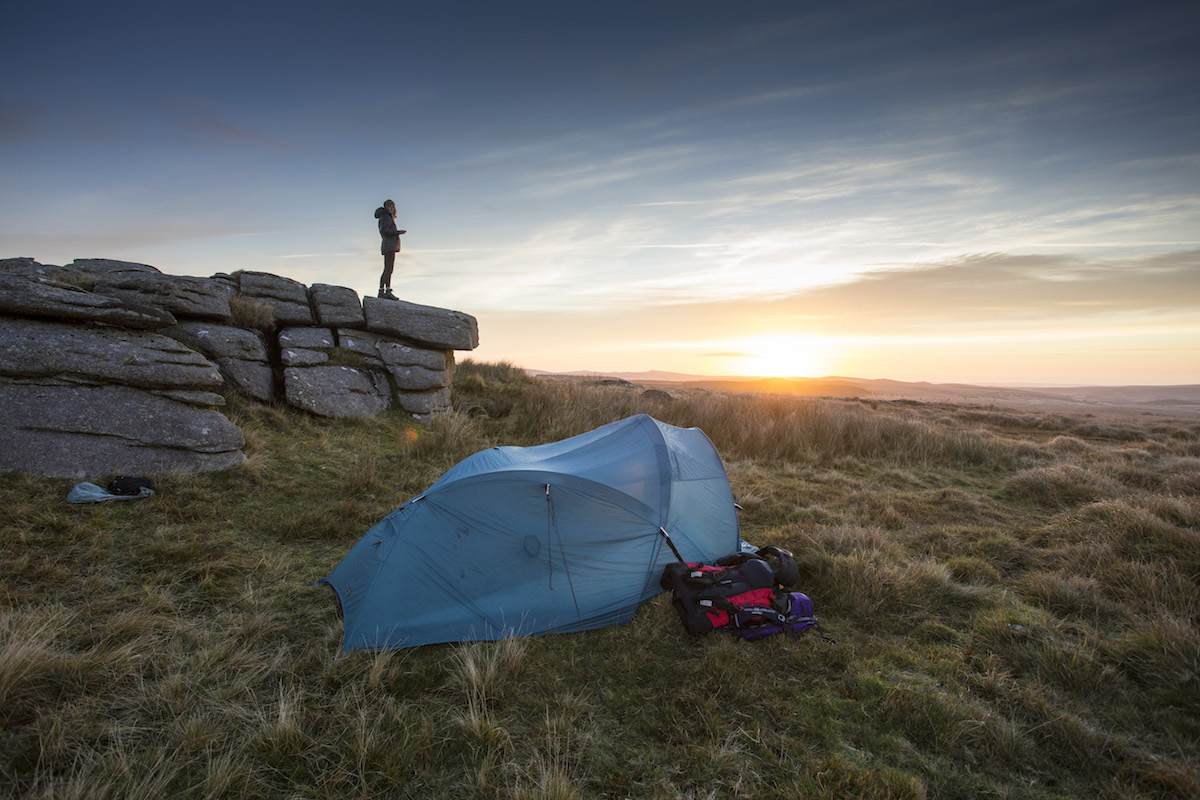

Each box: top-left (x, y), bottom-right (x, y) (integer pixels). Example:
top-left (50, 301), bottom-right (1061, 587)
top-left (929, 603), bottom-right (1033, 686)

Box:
top-left (321, 414), bottom-right (739, 651)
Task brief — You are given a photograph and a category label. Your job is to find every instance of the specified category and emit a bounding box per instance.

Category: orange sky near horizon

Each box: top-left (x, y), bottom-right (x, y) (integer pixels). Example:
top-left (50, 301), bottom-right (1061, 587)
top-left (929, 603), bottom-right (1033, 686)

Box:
top-left (469, 310), bottom-right (1198, 386)
top-left (465, 249), bottom-right (1200, 386)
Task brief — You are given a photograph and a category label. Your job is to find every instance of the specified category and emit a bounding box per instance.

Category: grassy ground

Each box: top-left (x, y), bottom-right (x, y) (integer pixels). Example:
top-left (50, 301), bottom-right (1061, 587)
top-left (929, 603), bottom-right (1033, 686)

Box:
top-left (2, 360), bottom-right (1198, 799)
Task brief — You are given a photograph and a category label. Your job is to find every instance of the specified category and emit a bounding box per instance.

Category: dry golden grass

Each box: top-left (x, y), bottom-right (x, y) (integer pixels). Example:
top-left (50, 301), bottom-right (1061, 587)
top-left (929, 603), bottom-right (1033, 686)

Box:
top-left (1, 361), bottom-right (1197, 798)
top-left (228, 294), bottom-right (275, 331)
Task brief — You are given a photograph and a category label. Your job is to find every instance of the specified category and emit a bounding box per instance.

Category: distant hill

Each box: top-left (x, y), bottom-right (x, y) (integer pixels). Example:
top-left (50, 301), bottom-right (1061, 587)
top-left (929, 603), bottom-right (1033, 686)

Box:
top-left (527, 369), bottom-right (1200, 416)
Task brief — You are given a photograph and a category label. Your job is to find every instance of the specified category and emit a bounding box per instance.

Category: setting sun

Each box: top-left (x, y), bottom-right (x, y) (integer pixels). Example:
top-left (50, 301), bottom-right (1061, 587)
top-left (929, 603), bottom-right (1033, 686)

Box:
top-left (733, 335), bottom-right (833, 378)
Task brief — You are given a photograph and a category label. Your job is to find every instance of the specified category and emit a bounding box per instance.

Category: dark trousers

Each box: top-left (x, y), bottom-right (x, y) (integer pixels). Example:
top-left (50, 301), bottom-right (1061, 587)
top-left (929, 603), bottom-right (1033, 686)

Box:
top-left (380, 252), bottom-right (395, 289)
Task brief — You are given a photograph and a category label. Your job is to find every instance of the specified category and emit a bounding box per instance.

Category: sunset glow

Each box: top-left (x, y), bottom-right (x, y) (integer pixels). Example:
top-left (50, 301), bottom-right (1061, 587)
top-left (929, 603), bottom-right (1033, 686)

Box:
top-left (729, 335), bottom-right (834, 379)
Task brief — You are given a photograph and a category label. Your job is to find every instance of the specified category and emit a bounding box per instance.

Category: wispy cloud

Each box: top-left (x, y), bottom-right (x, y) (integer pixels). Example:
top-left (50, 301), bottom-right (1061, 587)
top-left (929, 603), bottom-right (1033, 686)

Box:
top-left (764, 249), bottom-right (1200, 334)
top-left (518, 143), bottom-right (702, 198)
top-left (177, 118), bottom-right (285, 150)
top-left (0, 104), bottom-right (42, 143)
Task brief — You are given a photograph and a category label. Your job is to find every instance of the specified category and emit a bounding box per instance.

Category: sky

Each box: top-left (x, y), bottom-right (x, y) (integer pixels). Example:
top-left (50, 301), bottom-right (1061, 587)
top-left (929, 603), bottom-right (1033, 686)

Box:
top-left (3, 0), bottom-right (1198, 386)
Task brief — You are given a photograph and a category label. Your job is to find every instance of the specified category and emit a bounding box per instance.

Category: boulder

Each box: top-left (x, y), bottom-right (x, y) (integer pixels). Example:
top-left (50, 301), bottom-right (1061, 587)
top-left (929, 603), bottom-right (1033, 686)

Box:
top-left (161, 321), bottom-right (275, 403)
top-left (363, 297), bottom-right (479, 351)
top-left (209, 273), bottom-right (239, 293)
top-left (0, 272), bottom-right (176, 329)
top-left (0, 258), bottom-right (162, 288)
top-left (94, 271), bottom-right (234, 322)
top-left (0, 378), bottom-right (244, 477)
top-left (395, 387), bottom-right (453, 423)
top-left (389, 364), bottom-right (450, 391)
top-left (278, 327), bottom-right (397, 417)
top-left (330, 329), bottom-right (387, 369)
top-left (0, 318), bottom-right (222, 390)
top-left (278, 326), bottom-right (335, 350)
top-left (311, 284), bottom-right (365, 328)
top-left (376, 338), bottom-right (454, 372)
top-left (338, 329), bottom-right (453, 370)
top-left (275, 324), bottom-right (456, 416)
top-left (335, 328), bottom-right (454, 391)
top-left (281, 348), bottom-right (329, 368)
top-left (237, 272), bottom-right (313, 326)
top-left (155, 389), bottom-right (228, 407)
top-left (0, 263), bottom-right (250, 477)
top-left (67, 258), bottom-right (161, 276)
top-left (279, 327), bottom-right (335, 367)
top-left (284, 365), bottom-right (390, 418)
top-left (0, 257), bottom-right (57, 279)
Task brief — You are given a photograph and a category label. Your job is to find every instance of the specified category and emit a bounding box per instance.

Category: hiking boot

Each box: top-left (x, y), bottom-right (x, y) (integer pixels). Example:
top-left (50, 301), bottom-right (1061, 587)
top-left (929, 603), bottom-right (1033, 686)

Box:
top-left (382, 288), bottom-right (399, 300)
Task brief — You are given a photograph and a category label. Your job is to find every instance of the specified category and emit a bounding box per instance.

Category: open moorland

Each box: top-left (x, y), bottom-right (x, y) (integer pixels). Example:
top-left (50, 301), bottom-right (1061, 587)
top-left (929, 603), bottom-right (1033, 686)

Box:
top-left (2, 360), bottom-right (1198, 799)
top-left (536, 370), bottom-right (1200, 418)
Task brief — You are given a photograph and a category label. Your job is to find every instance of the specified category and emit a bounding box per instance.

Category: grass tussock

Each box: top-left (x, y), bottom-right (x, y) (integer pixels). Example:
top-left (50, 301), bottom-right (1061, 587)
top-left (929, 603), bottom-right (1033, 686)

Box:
top-left (228, 294), bottom-right (275, 331)
top-left (2, 361), bottom-right (1198, 798)
top-left (1003, 464), bottom-right (1121, 509)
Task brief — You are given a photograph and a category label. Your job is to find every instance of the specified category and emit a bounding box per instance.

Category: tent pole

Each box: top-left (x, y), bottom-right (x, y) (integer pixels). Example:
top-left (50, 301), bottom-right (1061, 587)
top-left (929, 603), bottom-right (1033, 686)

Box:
top-left (658, 527), bottom-right (686, 564)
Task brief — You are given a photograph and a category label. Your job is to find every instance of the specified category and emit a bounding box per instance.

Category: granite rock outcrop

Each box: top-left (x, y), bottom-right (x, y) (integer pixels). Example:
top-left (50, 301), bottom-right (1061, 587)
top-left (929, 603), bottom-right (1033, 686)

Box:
top-left (0, 257), bottom-right (478, 477)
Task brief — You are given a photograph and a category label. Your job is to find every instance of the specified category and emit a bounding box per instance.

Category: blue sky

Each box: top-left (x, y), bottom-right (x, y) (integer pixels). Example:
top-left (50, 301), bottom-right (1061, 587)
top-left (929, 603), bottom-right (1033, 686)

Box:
top-left (3, 0), bottom-right (1198, 384)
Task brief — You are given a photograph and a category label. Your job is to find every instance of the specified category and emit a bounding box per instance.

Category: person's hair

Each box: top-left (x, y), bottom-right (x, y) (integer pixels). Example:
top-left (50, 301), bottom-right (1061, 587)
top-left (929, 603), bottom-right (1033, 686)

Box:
top-left (384, 199), bottom-right (395, 208)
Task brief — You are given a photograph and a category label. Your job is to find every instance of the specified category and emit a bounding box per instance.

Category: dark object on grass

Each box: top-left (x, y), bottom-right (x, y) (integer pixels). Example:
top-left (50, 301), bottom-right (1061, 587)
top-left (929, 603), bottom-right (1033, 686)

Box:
top-left (107, 475), bottom-right (156, 495)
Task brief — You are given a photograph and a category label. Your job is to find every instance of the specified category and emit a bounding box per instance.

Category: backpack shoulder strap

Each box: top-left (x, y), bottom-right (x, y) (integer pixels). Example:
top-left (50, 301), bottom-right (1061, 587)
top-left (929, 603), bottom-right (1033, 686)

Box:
top-left (758, 545), bottom-right (800, 587)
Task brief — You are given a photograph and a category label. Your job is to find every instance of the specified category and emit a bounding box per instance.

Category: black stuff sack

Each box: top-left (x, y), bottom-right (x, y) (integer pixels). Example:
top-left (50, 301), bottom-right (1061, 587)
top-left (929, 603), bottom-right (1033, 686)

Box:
top-left (660, 546), bottom-right (826, 642)
top-left (107, 476), bottom-right (156, 496)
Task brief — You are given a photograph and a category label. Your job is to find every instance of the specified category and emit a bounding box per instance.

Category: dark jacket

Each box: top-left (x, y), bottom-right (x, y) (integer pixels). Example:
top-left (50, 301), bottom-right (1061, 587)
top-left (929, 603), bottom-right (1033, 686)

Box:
top-left (376, 207), bottom-right (401, 254)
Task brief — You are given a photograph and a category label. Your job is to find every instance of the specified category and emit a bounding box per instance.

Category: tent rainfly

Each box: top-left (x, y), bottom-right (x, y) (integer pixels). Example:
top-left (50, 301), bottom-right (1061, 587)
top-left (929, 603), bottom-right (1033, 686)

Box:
top-left (321, 414), bottom-right (739, 651)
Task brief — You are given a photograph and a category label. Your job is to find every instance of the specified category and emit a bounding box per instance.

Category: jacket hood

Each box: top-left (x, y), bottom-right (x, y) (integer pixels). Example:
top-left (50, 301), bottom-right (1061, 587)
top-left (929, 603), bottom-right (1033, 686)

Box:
top-left (374, 206), bottom-right (388, 219)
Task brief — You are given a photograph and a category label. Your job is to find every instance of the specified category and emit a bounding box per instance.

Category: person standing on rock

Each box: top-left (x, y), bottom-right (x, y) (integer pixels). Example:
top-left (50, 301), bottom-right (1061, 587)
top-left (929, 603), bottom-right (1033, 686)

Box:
top-left (375, 199), bottom-right (405, 300)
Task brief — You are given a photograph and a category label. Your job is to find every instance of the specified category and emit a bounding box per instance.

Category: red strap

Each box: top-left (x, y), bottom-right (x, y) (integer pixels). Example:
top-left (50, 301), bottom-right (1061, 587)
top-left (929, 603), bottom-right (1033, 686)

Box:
top-left (703, 588), bottom-right (776, 627)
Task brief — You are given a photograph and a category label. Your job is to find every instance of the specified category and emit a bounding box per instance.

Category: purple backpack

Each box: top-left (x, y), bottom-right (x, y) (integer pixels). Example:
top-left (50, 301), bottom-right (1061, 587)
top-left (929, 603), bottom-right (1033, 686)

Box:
top-left (735, 592), bottom-right (820, 640)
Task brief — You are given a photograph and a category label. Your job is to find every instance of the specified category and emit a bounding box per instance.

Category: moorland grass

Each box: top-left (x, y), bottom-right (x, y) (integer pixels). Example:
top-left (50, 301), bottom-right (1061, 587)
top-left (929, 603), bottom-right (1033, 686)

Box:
top-left (2, 360), bottom-right (1198, 798)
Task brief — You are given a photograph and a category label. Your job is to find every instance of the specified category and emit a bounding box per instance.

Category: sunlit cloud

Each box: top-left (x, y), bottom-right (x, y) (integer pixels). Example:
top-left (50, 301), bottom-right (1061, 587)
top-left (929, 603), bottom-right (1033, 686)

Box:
top-left (786, 250), bottom-right (1200, 328)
